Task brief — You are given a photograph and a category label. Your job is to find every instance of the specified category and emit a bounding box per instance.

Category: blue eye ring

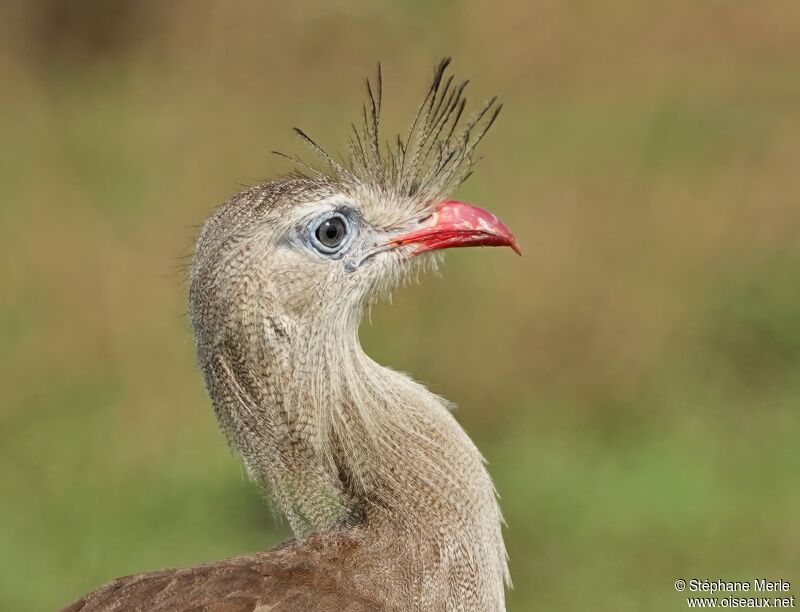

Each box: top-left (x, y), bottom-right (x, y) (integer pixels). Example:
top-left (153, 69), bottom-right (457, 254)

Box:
top-left (309, 212), bottom-right (351, 255)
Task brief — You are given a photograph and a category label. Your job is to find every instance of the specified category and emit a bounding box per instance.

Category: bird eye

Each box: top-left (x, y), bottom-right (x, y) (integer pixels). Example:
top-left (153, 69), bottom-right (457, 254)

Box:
top-left (310, 214), bottom-right (350, 254)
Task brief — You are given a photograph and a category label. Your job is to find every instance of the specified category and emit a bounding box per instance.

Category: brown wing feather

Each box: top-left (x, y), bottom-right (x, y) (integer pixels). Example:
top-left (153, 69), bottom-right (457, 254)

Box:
top-left (62, 536), bottom-right (381, 612)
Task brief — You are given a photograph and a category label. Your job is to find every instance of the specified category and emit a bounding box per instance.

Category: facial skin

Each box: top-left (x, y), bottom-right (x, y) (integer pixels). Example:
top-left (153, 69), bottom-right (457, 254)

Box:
top-left (212, 191), bottom-right (417, 326)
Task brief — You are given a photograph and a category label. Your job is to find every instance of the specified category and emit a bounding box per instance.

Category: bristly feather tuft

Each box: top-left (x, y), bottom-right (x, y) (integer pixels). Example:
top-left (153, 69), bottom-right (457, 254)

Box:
top-left (279, 57), bottom-right (501, 203)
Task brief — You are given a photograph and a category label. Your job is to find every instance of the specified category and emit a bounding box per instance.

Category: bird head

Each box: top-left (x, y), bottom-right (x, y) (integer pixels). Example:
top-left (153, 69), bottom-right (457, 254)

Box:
top-left (191, 58), bottom-right (518, 336)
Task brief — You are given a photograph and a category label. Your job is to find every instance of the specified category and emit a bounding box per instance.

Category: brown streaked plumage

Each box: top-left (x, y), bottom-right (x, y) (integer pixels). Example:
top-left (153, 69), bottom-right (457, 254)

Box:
top-left (65, 58), bottom-right (518, 612)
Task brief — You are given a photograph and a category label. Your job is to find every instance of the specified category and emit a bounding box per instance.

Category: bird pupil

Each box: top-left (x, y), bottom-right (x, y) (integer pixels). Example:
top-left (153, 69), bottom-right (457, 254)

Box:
top-left (315, 217), bottom-right (347, 249)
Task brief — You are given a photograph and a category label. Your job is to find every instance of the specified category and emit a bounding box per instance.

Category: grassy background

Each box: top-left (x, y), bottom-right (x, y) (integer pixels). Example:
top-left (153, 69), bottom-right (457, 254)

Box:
top-left (1, 1), bottom-right (799, 610)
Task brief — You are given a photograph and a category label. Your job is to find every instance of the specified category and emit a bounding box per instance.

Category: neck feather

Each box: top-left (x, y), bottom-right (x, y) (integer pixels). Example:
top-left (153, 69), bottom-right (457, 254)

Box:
top-left (199, 309), bottom-right (509, 603)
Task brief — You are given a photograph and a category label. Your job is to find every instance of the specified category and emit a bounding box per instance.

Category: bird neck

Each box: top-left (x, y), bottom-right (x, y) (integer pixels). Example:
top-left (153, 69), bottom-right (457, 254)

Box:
top-left (209, 308), bottom-right (508, 602)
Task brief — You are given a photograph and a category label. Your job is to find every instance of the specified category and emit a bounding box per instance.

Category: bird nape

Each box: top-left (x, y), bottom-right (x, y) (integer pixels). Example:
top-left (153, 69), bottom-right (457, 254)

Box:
top-left (65, 58), bottom-right (519, 612)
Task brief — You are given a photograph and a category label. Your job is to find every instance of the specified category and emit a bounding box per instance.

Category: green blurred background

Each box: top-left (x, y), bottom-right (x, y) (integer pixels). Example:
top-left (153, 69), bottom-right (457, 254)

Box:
top-left (1, 1), bottom-right (799, 610)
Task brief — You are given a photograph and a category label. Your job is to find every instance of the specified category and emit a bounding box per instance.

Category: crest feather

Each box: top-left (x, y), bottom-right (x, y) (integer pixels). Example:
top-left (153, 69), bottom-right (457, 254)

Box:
top-left (280, 57), bottom-right (501, 203)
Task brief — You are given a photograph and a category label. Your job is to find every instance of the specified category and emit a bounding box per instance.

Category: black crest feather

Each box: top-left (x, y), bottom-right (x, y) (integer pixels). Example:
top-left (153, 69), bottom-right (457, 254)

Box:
top-left (280, 57), bottom-right (501, 203)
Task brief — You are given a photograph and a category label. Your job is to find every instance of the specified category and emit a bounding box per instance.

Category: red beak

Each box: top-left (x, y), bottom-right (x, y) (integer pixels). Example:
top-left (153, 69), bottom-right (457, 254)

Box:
top-left (390, 200), bottom-right (521, 256)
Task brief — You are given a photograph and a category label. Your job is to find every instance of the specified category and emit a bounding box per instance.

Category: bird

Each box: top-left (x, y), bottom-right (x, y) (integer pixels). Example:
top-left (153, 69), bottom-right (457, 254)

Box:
top-left (64, 57), bottom-right (519, 612)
